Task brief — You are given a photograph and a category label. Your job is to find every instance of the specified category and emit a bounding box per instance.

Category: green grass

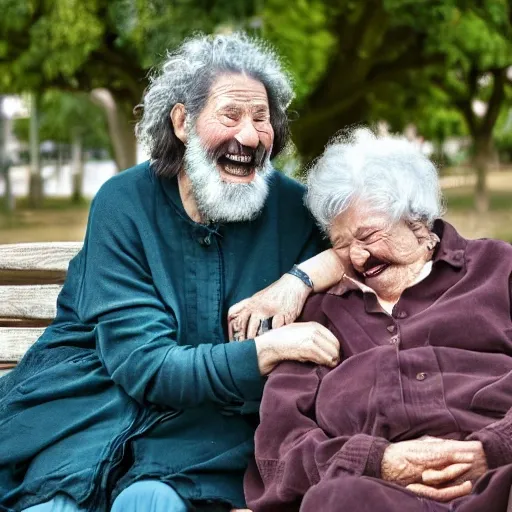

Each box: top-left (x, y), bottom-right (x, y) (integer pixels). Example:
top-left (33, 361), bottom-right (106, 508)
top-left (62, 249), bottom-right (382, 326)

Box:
top-left (444, 188), bottom-right (512, 212)
top-left (14, 197), bottom-right (91, 210)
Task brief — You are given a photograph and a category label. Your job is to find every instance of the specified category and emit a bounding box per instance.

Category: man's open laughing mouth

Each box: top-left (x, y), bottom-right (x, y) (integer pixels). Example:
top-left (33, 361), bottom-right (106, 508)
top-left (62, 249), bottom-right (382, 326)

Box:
top-left (210, 140), bottom-right (267, 181)
top-left (218, 153), bottom-right (256, 178)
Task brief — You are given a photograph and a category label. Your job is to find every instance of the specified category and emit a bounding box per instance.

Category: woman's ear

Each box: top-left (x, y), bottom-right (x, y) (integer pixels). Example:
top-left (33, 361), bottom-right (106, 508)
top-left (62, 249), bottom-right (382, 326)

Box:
top-left (170, 103), bottom-right (187, 144)
top-left (427, 232), bottom-right (440, 251)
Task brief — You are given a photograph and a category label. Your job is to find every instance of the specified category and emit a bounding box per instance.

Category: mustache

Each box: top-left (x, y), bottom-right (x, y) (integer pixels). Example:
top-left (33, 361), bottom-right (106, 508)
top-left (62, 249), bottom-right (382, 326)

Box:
top-left (206, 139), bottom-right (268, 167)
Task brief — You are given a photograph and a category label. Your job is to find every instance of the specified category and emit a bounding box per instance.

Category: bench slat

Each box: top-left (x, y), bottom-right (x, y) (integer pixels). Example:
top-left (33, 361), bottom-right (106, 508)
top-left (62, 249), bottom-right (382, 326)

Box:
top-left (0, 243), bottom-right (82, 285)
top-left (0, 327), bottom-right (45, 362)
top-left (0, 285), bottom-right (61, 319)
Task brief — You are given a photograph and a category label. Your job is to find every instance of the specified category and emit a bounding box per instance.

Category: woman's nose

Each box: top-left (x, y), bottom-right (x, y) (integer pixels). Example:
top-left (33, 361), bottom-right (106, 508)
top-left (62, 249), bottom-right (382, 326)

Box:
top-left (235, 119), bottom-right (259, 148)
top-left (349, 244), bottom-right (370, 272)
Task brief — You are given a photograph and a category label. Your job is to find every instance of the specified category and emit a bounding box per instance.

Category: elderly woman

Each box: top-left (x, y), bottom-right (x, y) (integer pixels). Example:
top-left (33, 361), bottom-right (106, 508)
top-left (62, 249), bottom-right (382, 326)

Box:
top-left (244, 129), bottom-right (512, 512)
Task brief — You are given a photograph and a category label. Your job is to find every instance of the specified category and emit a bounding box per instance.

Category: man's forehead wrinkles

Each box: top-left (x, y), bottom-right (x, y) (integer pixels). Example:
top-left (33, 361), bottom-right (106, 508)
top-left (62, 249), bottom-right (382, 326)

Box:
top-left (216, 98), bottom-right (269, 109)
top-left (210, 90), bottom-right (268, 103)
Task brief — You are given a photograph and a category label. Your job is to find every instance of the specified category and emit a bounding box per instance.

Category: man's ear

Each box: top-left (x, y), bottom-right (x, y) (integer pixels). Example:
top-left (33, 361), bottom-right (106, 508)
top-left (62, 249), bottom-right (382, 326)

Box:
top-left (170, 103), bottom-right (187, 144)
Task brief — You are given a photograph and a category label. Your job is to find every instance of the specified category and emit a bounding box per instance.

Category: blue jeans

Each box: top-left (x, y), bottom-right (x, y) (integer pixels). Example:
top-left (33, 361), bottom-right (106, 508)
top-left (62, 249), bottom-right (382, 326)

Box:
top-left (23, 480), bottom-right (188, 512)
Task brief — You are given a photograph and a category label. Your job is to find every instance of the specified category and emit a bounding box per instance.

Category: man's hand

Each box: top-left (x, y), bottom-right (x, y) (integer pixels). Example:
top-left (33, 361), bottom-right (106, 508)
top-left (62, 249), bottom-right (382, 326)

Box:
top-left (253, 322), bottom-right (340, 375)
top-left (228, 274), bottom-right (311, 341)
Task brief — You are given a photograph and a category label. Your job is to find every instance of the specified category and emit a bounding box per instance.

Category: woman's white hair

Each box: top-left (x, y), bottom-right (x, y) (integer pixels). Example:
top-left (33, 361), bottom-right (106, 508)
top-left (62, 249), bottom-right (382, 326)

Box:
top-left (306, 128), bottom-right (445, 232)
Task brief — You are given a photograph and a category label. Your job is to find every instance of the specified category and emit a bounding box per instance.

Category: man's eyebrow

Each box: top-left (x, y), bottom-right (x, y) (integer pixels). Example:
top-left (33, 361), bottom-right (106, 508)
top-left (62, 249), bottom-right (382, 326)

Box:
top-left (218, 104), bottom-right (242, 113)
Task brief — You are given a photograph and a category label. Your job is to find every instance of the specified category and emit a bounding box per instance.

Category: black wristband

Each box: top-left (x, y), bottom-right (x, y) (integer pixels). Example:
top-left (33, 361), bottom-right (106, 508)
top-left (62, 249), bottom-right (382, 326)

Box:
top-left (287, 264), bottom-right (314, 289)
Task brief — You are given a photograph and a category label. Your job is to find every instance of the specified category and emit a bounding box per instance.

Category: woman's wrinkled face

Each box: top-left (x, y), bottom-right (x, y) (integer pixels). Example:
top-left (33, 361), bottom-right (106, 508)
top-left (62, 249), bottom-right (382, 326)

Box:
top-left (330, 204), bottom-right (432, 300)
top-left (194, 73), bottom-right (274, 184)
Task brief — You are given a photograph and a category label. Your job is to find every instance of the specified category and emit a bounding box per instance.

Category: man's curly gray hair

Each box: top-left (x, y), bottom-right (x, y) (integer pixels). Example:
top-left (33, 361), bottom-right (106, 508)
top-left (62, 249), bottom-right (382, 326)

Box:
top-left (135, 32), bottom-right (294, 178)
top-left (306, 128), bottom-right (445, 233)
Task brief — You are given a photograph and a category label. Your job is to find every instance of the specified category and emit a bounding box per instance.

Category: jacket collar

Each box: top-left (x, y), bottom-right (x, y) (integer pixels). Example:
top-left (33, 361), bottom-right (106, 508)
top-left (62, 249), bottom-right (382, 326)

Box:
top-left (327, 219), bottom-right (466, 297)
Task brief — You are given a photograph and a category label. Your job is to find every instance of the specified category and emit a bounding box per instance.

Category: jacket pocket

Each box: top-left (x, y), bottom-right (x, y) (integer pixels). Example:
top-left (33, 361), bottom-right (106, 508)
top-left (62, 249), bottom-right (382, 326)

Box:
top-left (470, 369), bottom-right (512, 415)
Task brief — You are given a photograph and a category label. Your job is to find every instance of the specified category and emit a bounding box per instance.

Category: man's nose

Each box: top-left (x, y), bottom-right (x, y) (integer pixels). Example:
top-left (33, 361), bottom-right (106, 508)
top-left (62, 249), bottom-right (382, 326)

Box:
top-left (234, 119), bottom-right (259, 148)
top-left (349, 244), bottom-right (370, 272)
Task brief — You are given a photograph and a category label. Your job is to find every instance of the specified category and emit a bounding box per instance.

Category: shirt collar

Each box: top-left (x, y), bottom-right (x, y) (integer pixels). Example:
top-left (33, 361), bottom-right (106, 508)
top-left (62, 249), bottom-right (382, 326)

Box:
top-left (431, 219), bottom-right (466, 269)
top-left (327, 219), bottom-right (466, 297)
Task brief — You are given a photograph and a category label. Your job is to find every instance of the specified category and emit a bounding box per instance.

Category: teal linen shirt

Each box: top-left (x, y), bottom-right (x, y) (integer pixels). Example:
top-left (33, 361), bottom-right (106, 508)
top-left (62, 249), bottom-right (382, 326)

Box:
top-left (0, 162), bottom-right (324, 511)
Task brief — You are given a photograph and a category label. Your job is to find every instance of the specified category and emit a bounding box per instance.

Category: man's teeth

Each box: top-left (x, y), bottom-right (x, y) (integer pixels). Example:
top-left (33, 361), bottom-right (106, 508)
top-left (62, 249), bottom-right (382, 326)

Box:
top-left (225, 153), bottom-right (252, 163)
top-left (224, 163), bottom-right (252, 176)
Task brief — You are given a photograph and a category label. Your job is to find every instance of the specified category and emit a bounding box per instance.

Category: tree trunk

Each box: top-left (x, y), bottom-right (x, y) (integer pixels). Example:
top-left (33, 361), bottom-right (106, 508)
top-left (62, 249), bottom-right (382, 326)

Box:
top-left (293, 97), bottom-right (371, 163)
top-left (90, 89), bottom-right (137, 171)
top-left (473, 134), bottom-right (493, 213)
top-left (29, 93), bottom-right (43, 208)
top-left (0, 96), bottom-right (15, 213)
top-left (71, 129), bottom-right (84, 203)
top-left (55, 143), bottom-right (64, 183)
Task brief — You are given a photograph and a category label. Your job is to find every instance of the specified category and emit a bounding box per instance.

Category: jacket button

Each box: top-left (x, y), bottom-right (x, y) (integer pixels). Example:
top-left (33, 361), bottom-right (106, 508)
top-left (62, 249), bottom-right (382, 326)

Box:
top-left (416, 372), bottom-right (427, 381)
top-left (198, 236), bottom-right (211, 246)
top-left (397, 311), bottom-right (408, 319)
top-left (390, 336), bottom-right (399, 346)
top-left (387, 325), bottom-right (396, 333)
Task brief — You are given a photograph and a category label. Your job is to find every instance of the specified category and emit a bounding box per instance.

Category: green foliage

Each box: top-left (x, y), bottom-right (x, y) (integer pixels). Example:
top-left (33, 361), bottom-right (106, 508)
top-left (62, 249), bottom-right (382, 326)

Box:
top-left (1, 0), bottom-right (512, 163)
top-left (262, 0), bottom-right (336, 103)
top-left (494, 102), bottom-right (512, 162)
top-left (13, 91), bottom-right (111, 152)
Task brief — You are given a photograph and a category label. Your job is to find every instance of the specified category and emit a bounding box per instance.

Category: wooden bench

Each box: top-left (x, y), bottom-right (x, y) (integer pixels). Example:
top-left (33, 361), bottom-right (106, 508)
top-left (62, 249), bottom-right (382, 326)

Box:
top-left (0, 242), bottom-right (82, 377)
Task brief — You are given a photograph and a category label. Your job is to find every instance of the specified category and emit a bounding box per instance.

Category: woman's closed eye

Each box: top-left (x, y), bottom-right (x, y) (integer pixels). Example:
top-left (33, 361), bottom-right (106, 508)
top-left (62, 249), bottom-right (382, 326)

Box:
top-left (359, 234), bottom-right (378, 244)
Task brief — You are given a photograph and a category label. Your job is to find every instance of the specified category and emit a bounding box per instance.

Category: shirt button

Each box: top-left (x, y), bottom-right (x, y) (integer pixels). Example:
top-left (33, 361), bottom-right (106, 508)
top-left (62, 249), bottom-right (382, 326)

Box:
top-left (416, 372), bottom-right (427, 381)
top-left (198, 236), bottom-right (211, 246)
top-left (390, 336), bottom-right (399, 346)
top-left (387, 325), bottom-right (396, 333)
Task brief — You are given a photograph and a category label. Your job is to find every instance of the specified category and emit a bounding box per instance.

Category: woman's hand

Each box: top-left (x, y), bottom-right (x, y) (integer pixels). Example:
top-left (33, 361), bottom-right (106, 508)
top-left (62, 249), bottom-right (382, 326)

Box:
top-left (408, 440), bottom-right (488, 501)
top-left (228, 250), bottom-right (345, 341)
top-left (382, 438), bottom-right (487, 502)
top-left (253, 322), bottom-right (340, 375)
top-left (228, 274), bottom-right (311, 341)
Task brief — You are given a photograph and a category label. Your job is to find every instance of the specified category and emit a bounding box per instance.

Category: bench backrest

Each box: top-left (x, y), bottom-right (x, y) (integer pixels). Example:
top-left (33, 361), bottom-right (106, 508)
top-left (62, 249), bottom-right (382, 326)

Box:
top-left (0, 242), bottom-right (82, 377)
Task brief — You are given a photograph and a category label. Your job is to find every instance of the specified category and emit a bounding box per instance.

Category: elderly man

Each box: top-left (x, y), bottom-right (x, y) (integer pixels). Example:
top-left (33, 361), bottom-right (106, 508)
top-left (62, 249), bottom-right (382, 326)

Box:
top-left (0, 34), bottom-right (342, 512)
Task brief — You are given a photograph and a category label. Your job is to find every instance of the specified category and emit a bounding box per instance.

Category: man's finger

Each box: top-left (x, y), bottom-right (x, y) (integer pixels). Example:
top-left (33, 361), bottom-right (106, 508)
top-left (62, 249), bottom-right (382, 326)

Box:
top-left (422, 463), bottom-right (472, 485)
top-left (313, 336), bottom-right (340, 364)
top-left (406, 481), bottom-right (472, 502)
top-left (315, 325), bottom-right (341, 352)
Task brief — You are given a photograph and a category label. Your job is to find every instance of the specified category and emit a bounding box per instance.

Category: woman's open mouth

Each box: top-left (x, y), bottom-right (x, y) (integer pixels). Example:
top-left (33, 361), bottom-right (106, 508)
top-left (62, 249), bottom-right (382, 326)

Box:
top-left (363, 263), bottom-right (389, 279)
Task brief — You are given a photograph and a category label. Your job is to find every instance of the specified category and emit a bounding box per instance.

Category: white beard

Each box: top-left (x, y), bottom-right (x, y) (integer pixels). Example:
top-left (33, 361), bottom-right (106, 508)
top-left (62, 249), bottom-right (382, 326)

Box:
top-left (183, 130), bottom-right (272, 223)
